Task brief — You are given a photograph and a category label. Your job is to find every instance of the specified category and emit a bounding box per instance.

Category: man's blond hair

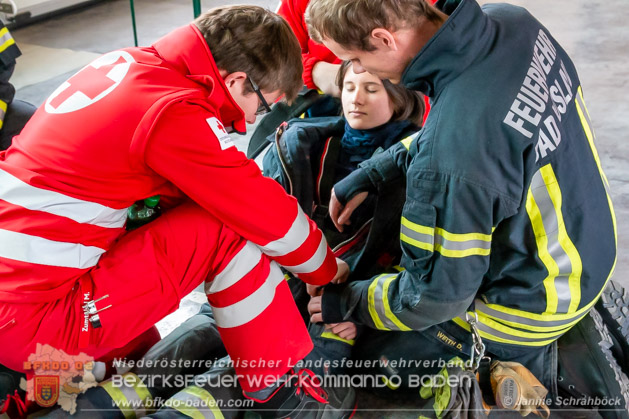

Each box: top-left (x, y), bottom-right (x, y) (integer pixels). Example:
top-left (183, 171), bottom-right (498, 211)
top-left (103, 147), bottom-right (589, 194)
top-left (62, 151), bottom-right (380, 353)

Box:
top-left (195, 5), bottom-right (303, 102)
top-left (306, 0), bottom-right (442, 51)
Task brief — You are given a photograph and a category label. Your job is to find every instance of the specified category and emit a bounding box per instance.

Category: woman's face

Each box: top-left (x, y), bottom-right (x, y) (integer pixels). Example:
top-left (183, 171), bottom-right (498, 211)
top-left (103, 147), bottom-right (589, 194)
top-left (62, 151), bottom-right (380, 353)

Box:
top-left (341, 66), bottom-right (394, 130)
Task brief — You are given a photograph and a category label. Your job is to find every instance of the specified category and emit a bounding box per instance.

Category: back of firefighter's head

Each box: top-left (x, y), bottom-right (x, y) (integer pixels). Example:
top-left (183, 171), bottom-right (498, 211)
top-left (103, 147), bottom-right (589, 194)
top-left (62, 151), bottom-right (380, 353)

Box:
top-left (194, 5), bottom-right (303, 103)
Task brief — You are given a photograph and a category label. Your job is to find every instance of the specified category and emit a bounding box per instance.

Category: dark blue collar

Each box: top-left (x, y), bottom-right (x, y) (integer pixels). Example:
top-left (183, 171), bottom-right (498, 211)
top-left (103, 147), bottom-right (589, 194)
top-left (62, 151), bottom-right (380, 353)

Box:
top-left (402, 0), bottom-right (495, 98)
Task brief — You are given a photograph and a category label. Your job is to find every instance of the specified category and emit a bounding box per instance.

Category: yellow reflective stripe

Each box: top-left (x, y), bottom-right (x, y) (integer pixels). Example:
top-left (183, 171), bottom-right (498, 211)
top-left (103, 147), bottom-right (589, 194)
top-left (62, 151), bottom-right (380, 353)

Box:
top-left (400, 232), bottom-right (430, 251)
top-left (401, 217), bottom-right (491, 258)
top-left (477, 300), bottom-right (585, 333)
top-left (401, 135), bottom-right (414, 150)
top-left (0, 27), bottom-right (16, 53)
top-left (540, 165), bottom-right (582, 313)
top-left (452, 317), bottom-right (558, 347)
top-left (0, 100), bottom-right (7, 112)
top-left (380, 376), bottom-right (401, 390)
top-left (477, 312), bottom-right (567, 340)
top-left (435, 227), bottom-right (491, 243)
top-left (101, 382), bottom-right (134, 419)
top-left (368, 274), bottom-right (389, 330)
top-left (321, 331), bottom-right (355, 345)
top-left (101, 373), bottom-right (152, 419)
top-left (381, 275), bottom-right (412, 331)
top-left (576, 86), bottom-right (609, 188)
top-left (434, 244), bottom-right (490, 258)
top-left (401, 217), bottom-right (433, 236)
top-left (178, 386), bottom-right (224, 419)
top-left (131, 376), bottom-right (152, 406)
top-left (526, 182), bottom-right (560, 313)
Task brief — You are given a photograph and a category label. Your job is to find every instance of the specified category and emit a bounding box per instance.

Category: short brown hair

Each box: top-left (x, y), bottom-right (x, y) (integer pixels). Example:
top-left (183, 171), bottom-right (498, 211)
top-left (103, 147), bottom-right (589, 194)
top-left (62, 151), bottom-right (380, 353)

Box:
top-left (195, 5), bottom-right (303, 101)
top-left (336, 61), bottom-right (425, 126)
top-left (306, 0), bottom-right (443, 51)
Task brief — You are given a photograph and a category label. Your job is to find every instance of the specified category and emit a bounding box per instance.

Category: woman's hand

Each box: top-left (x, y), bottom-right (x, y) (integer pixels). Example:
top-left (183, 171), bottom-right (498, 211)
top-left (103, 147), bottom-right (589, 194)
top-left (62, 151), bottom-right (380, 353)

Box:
top-left (329, 190), bottom-right (369, 232)
top-left (326, 322), bottom-right (357, 340)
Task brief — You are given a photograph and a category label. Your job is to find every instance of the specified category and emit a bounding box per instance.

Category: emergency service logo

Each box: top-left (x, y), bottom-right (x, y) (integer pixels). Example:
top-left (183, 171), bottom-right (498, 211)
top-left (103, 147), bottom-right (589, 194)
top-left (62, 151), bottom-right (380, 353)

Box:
top-left (207, 117), bottom-right (235, 150)
top-left (34, 376), bottom-right (59, 408)
top-left (23, 343), bottom-right (97, 413)
top-left (45, 50), bottom-right (135, 114)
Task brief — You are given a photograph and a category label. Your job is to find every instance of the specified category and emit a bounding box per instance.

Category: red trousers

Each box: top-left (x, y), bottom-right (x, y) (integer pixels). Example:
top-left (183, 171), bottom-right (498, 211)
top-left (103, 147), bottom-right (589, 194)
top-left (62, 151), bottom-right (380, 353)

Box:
top-left (0, 202), bottom-right (311, 391)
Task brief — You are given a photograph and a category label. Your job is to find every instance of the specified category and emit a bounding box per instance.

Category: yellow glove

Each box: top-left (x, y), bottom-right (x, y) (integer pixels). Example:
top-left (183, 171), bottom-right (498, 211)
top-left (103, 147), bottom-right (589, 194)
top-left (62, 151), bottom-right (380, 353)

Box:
top-left (490, 361), bottom-right (550, 418)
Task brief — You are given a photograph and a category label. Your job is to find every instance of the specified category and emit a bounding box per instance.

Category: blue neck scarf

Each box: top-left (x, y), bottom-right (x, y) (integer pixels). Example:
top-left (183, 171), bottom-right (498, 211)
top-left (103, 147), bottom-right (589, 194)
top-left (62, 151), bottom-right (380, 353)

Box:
top-left (340, 119), bottom-right (414, 162)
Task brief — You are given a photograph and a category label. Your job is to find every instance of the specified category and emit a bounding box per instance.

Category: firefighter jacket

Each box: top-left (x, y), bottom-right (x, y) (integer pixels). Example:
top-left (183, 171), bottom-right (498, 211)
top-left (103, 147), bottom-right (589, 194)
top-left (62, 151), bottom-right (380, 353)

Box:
top-left (262, 116), bottom-right (417, 279)
top-left (0, 24), bottom-right (338, 302)
top-left (0, 22), bottom-right (21, 131)
top-left (324, 0), bottom-right (617, 349)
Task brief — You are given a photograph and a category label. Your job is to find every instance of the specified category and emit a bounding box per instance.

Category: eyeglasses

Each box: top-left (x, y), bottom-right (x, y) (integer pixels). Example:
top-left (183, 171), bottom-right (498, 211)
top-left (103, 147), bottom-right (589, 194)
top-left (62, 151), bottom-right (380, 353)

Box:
top-left (247, 76), bottom-right (272, 116)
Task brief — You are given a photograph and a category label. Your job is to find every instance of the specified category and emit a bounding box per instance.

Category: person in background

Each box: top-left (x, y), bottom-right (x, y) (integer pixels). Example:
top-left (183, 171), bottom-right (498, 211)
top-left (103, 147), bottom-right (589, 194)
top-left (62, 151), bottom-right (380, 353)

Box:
top-left (0, 22), bottom-right (36, 151)
top-left (276, 0), bottom-right (434, 122)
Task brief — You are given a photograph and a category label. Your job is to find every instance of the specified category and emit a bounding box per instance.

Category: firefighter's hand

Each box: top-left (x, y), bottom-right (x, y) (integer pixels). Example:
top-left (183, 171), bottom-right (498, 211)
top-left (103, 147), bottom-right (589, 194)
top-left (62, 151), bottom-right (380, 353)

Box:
top-left (312, 61), bottom-right (342, 97)
top-left (326, 322), bottom-right (357, 340)
top-left (308, 295), bottom-right (323, 323)
top-left (329, 190), bottom-right (369, 233)
top-left (332, 258), bottom-right (349, 284)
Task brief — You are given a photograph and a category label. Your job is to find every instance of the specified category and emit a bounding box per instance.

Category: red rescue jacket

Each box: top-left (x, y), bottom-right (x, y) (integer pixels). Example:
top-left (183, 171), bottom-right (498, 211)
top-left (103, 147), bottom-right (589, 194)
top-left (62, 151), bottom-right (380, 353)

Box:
top-left (0, 24), bottom-right (337, 302)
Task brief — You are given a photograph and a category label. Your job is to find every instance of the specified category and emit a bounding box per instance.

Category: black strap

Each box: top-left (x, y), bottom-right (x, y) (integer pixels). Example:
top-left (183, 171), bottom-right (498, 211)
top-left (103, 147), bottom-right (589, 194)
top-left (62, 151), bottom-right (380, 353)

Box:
top-left (478, 357), bottom-right (496, 406)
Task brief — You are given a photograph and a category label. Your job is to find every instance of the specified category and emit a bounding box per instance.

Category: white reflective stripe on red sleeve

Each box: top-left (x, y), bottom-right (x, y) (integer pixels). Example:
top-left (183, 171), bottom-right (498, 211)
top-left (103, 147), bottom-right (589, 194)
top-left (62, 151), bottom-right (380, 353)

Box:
top-left (281, 234), bottom-right (328, 274)
top-left (205, 241), bottom-right (262, 295)
top-left (258, 205), bottom-right (309, 257)
top-left (210, 261), bottom-right (284, 329)
top-left (0, 228), bottom-right (106, 269)
top-left (0, 168), bottom-right (127, 228)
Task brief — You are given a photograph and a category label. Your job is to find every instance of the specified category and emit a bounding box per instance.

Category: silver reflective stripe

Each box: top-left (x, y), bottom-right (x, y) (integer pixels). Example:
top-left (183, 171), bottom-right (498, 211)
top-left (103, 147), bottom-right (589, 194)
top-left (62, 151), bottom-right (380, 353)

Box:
top-left (474, 318), bottom-right (559, 344)
top-left (0, 228), bottom-right (105, 269)
top-left (258, 205), bottom-right (309, 257)
top-left (435, 235), bottom-right (491, 252)
top-left (400, 224), bottom-right (433, 247)
top-left (475, 299), bottom-right (579, 328)
top-left (169, 387), bottom-right (224, 419)
top-left (0, 168), bottom-right (127, 228)
top-left (372, 275), bottom-right (402, 331)
top-left (282, 234), bottom-right (327, 274)
top-left (530, 170), bottom-right (572, 313)
top-left (0, 28), bottom-right (14, 48)
top-left (118, 380), bottom-right (147, 418)
top-left (206, 242), bottom-right (262, 294)
top-left (575, 91), bottom-right (610, 193)
top-left (211, 261), bottom-right (284, 328)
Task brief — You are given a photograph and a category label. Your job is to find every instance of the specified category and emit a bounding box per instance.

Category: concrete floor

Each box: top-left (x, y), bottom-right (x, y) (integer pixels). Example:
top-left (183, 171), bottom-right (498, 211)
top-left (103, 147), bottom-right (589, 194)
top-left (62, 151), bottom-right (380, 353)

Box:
top-left (5, 0), bottom-right (629, 417)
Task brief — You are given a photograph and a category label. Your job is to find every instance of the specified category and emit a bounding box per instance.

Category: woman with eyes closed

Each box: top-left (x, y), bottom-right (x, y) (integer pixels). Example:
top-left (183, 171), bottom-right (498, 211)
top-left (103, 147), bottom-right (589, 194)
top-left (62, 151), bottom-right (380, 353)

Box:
top-left (263, 60), bottom-right (424, 340)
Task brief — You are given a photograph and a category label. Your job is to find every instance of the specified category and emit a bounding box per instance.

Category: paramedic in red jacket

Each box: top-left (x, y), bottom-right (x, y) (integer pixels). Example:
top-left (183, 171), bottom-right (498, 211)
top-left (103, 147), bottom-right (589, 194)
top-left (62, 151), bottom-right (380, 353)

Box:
top-left (0, 5), bottom-right (346, 396)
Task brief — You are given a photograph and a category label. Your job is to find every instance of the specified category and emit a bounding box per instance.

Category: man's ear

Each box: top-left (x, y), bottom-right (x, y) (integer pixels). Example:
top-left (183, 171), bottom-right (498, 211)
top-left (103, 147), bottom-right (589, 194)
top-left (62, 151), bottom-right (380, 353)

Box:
top-left (222, 71), bottom-right (247, 88)
top-left (370, 28), bottom-right (398, 51)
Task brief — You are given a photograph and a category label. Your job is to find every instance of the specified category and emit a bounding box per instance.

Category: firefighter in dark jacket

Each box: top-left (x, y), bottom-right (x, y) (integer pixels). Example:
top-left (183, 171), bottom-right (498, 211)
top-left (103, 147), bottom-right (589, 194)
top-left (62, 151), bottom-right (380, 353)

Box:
top-left (0, 22), bottom-right (35, 150)
top-left (306, 0), bottom-right (617, 393)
